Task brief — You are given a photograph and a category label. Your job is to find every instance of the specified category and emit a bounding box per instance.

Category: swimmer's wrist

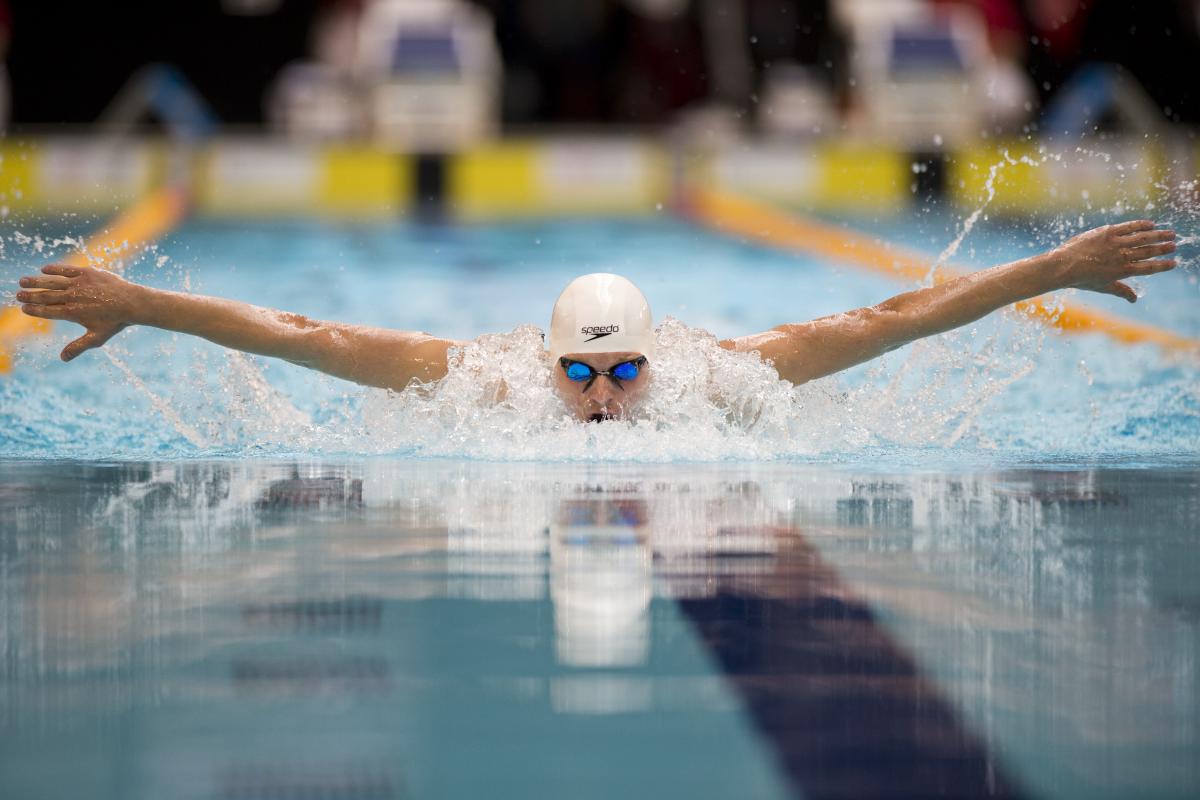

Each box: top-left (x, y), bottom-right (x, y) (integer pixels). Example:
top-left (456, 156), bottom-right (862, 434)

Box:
top-left (1036, 250), bottom-right (1072, 293)
top-left (130, 285), bottom-right (171, 327)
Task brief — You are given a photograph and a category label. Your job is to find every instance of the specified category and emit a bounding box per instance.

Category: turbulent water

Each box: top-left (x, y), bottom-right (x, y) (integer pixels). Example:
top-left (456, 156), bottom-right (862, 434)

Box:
top-left (360, 319), bottom-right (856, 460)
top-left (1, 189), bottom-right (1198, 462)
top-left (2, 304), bottom-right (1196, 462)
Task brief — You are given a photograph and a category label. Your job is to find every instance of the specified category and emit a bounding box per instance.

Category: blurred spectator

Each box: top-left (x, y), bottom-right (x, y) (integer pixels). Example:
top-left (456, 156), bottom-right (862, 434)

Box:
top-left (932, 0), bottom-right (1036, 132)
top-left (311, 0), bottom-right (364, 75)
top-left (936, 0), bottom-right (1024, 57)
top-left (267, 0), bottom-right (364, 138)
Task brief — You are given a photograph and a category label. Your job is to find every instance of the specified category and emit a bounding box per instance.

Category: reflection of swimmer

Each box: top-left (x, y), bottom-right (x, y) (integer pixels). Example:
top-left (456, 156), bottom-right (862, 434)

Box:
top-left (549, 496), bottom-right (652, 668)
top-left (17, 222), bottom-right (1178, 422)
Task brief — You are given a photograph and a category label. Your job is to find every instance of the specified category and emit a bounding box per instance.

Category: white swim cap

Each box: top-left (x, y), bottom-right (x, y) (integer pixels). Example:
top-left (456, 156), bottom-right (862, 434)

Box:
top-left (548, 273), bottom-right (655, 362)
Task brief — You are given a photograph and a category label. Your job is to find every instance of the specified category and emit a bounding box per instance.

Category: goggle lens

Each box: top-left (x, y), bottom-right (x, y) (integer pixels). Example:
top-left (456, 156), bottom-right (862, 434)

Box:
top-left (565, 362), bottom-right (594, 382)
top-left (611, 361), bottom-right (640, 381)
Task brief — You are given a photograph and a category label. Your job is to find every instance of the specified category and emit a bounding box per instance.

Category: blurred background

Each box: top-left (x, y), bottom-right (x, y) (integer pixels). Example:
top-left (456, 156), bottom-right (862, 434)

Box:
top-left (0, 0), bottom-right (1195, 264)
top-left (2, 0), bottom-right (1197, 145)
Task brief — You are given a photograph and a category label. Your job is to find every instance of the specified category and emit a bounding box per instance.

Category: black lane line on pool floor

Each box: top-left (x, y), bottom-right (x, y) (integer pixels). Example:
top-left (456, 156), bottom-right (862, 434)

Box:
top-left (673, 526), bottom-right (1027, 800)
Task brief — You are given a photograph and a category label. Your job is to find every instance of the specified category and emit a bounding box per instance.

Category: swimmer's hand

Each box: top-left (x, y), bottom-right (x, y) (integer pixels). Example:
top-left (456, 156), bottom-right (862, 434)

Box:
top-left (17, 264), bottom-right (141, 361)
top-left (1051, 220), bottom-right (1177, 303)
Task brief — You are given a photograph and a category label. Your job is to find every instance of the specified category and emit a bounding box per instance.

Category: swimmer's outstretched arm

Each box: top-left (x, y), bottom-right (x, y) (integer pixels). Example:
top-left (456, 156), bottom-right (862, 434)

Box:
top-left (722, 220), bottom-right (1178, 385)
top-left (16, 265), bottom-right (457, 392)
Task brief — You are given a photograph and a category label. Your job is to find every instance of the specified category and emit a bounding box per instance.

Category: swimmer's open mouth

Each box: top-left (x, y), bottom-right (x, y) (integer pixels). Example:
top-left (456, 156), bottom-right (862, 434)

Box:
top-left (588, 413), bottom-right (615, 423)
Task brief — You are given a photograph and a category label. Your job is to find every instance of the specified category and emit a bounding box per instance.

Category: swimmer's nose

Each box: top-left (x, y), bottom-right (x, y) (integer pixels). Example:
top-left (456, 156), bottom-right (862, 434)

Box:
top-left (585, 386), bottom-right (624, 419)
top-left (589, 380), bottom-right (620, 408)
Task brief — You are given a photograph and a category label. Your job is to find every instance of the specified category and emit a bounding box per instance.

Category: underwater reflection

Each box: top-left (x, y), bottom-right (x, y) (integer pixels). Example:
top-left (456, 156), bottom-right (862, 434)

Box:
top-left (550, 495), bottom-right (651, 669)
top-left (1, 461), bottom-right (1197, 799)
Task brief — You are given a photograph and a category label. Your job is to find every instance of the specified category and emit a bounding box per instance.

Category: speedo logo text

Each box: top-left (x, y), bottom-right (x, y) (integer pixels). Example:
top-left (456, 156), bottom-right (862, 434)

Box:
top-left (581, 324), bottom-right (619, 341)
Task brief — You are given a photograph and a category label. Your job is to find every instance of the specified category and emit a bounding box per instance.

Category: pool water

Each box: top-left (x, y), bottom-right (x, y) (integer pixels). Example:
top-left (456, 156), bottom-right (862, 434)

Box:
top-left (1, 211), bottom-right (1198, 798)
top-left (1, 460), bottom-right (1197, 799)
top-left (0, 214), bottom-right (1197, 459)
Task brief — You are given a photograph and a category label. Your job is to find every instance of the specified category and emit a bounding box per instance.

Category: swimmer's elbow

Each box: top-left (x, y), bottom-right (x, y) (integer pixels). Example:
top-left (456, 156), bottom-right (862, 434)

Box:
top-left (862, 305), bottom-right (916, 350)
top-left (286, 324), bottom-right (350, 371)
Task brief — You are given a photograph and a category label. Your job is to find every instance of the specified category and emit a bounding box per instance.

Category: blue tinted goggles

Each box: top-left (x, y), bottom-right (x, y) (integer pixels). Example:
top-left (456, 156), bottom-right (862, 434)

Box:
top-left (559, 356), bottom-right (647, 393)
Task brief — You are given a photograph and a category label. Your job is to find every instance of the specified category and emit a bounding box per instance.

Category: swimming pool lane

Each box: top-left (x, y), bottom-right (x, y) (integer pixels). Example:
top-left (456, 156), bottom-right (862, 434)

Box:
top-left (1, 461), bottom-right (1197, 799)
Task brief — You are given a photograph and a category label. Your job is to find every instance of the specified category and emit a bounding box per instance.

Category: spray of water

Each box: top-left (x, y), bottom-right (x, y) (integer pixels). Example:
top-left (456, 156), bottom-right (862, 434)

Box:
top-left (927, 149), bottom-right (1048, 284)
top-left (104, 351), bottom-right (208, 448)
top-left (1148, 177), bottom-right (1200, 279)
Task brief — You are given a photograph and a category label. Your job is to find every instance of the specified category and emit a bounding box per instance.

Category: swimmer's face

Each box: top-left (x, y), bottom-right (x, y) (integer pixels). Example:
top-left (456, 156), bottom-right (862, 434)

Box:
top-left (552, 352), bottom-right (651, 423)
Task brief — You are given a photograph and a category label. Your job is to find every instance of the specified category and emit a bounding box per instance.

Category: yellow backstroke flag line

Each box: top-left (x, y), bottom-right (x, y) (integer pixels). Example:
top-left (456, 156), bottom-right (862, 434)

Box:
top-left (0, 186), bottom-right (190, 373)
top-left (684, 187), bottom-right (1200, 355)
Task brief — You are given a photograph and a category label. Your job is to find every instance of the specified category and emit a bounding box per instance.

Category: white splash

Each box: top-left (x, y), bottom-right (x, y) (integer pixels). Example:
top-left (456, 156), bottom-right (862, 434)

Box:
top-left (358, 319), bottom-right (866, 461)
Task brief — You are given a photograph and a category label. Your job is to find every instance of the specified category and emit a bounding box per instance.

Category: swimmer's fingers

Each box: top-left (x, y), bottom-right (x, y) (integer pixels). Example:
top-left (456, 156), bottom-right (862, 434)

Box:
top-left (42, 264), bottom-right (85, 278)
top-left (18, 275), bottom-right (73, 290)
top-left (1122, 242), bottom-right (1177, 262)
top-left (19, 302), bottom-right (74, 319)
top-left (1099, 281), bottom-right (1138, 303)
top-left (16, 289), bottom-right (71, 305)
top-left (1108, 219), bottom-right (1156, 236)
top-left (1116, 229), bottom-right (1175, 247)
top-left (61, 330), bottom-right (118, 362)
top-left (1128, 259), bottom-right (1177, 275)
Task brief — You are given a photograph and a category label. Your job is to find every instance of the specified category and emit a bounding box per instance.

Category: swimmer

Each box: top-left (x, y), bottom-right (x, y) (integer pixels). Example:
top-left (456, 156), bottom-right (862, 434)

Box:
top-left (15, 220), bottom-right (1177, 422)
